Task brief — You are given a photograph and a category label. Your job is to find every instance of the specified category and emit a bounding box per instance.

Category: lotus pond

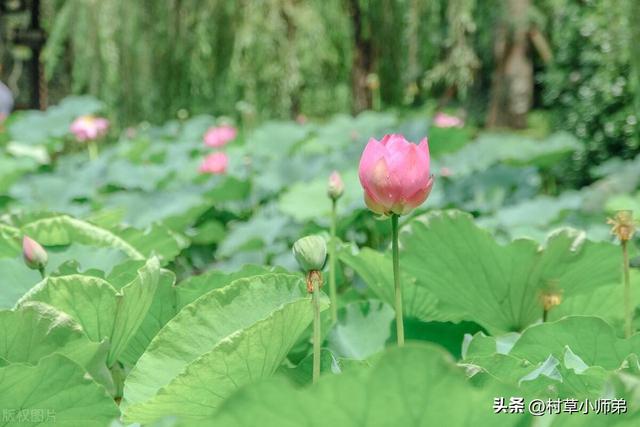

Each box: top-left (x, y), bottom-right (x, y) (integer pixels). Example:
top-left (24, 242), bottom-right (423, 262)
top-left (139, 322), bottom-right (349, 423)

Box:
top-left (0, 96), bottom-right (639, 426)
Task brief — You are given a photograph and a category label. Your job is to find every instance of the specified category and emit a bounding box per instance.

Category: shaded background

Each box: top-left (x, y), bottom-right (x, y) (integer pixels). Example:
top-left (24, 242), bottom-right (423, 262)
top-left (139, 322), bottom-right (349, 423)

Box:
top-left (1, 0), bottom-right (639, 183)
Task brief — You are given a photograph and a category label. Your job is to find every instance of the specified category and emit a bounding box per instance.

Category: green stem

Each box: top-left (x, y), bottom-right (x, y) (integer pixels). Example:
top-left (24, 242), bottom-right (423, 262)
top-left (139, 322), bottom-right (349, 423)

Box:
top-left (110, 362), bottom-right (125, 403)
top-left (623, 241), bottom-right (633, 338)
top-left (312, 276), bottom-right (321, 384)
top-left (328, 198), bottom-right (338, 323)
top-left (391, 214), bottom-right (404, 346)
top-left (38, 267), bottom-right (46, 280)
top-left (88, 140), bottom-right (99, 161)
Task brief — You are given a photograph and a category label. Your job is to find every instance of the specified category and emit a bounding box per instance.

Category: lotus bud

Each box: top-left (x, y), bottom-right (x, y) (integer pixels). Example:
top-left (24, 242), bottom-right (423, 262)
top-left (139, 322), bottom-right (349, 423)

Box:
top-left (293, 235), bottom-right (327, 274)
top-left (327, 171), bottom-right (344, 201)
top-left (22, 236), bottom-right (48, 273)
top-left (358, 134), bottom-right (434, 216)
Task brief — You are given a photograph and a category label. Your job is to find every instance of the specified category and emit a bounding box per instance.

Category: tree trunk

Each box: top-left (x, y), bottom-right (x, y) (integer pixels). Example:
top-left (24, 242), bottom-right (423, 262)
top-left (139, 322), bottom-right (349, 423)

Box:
top-left (486, 0), bottom-right (533, 129)
top-left (347, 0), bottom-right (373, 113)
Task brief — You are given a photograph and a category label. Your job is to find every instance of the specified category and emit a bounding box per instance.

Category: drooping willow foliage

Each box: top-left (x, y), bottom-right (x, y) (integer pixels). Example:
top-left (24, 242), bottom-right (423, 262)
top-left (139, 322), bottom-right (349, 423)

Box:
top-left (39, 0), bottom-right (480, 125)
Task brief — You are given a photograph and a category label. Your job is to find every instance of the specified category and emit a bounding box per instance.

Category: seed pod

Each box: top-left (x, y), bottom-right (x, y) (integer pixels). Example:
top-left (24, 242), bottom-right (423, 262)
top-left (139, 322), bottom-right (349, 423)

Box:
top-left (292, 235), bottom-right (327, 273)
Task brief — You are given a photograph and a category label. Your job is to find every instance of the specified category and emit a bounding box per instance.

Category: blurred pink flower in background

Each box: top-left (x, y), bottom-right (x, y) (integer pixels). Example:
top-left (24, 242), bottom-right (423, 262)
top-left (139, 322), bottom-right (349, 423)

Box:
top-left (358, 134), bottom-right (433, 216)
top-left (433, 112), bottom-right (464, 128)
top-left (439, 167), bottom-right (453, 177)
top-left (204, 125), bottom-right (237, 147)
top-left (70, 115), bottom-right (110, 142)
top-left (199, 152), bottom-right (228, 175)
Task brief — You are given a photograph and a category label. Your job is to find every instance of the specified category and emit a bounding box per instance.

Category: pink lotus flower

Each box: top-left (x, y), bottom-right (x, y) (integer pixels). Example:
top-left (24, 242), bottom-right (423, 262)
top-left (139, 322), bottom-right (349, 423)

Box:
top-left (358, 134), bottom-right (433, 216)
top-left (433, 112), bottom-right (464, 128)
top-left (204, 125), bottom-right (237, 147)
top-left (70, 115), bottom-right (110, 142)
top-left (199, 152), bottom-right (228, 175)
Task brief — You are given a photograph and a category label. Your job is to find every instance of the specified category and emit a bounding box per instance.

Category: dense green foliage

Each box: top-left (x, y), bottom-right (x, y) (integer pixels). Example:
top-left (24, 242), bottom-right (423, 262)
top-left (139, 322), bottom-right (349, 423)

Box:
top-left (37, 0), bottom-right (478, 124)
top-left (540, 0), bottom-right (640, 180)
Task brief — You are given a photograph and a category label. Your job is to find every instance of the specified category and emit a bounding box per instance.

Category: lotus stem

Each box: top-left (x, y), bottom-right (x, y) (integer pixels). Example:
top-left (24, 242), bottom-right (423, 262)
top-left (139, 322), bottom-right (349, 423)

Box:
top-left (623, 240), bottom-right (632, 338)
top-left (391, 214), bottom-right (405, 346)
top-left (88, 140), bottom-right (99, 161)
top-left (328, 198), bottom-right (338, 323)
top-left (311, 273), bottom-right (322, 383)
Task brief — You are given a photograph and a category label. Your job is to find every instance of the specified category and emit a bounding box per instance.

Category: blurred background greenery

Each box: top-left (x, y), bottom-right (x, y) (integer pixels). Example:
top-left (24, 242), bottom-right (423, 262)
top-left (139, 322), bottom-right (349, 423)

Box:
top-left (1, 0), bottom-right (639, 182)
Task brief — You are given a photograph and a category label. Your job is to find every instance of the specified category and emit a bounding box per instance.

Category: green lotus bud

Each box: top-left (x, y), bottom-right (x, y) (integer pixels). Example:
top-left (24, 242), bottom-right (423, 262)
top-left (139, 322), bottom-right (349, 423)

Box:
top-left (22, 236), bottom-right (48, 272)
top-left (292, 235), bottom-right (327, 273)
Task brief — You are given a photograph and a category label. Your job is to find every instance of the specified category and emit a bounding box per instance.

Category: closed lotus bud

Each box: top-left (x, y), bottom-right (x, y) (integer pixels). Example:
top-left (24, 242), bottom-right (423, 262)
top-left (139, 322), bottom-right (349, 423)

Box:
top-left (358, 134), bottom-right (434, 216)
top-left (292, 235), bottom-right (327, 273)
top-left (22, 236), bottom-right (48, 272)
top-left (327, 171), bottom-right (344, 200)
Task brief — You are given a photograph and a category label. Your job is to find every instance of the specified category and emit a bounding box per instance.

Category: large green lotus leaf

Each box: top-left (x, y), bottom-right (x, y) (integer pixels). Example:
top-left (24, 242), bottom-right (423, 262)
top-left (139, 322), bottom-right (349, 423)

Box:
top-left (463, 317), bottom-right (640, 401)
top-left (18, 258), bottom-right (160, 366)
top-left (217, 209), bottom-right (291, 258)
top-left (175, 264), bottom-right (289, 310)
top-left (277, 169), bottom-right (364, 222)
top-left (109, 258), bottom-right (161, 365)
top-left (208, 343), bottom-right (520, 427)
top-left (0, 302), bottom-right (114, 393)
top-left (0, 218), bottom-right (132, 276)
top-left (7, 95), bottom-right (104, 145)
top-left (46, 243), bottom-right (130, 275)
top-left (123, 273), bottom-right (328, 423)
top-left (119, 269), bottom-right (178, 366)
top-left (101, 188), bottom-right (208, 230)
top-left (339, 245), bottom-right (465, 322)
top-left (464, 352), bottom-right (609, 400)
top-left (439, 131), bottom-right (578, 176)
top-left (327, 299), bottom-right (394, 360)
top-left (0, 257), bottom-right (42, 309)
top-left (441, 164), bottom-right (541, 216)
top-left (548, 272), bottom-right (640, 330)
top-left (509, 316), bottom-right (640, 370)
top-left (8, 173), bottom-right (96, 216)
top-left (245, 121), bottom-right (310, 160)
top-left (426, 125), bottom-right (473, 158)
top-left (19, 215), bottom-right (145, 259)
top-left (0, 302), bottom-right (99, 367)
top-left (399, 210), bottom-right (620, 333)
top-left (276, 349), bottom-right (354, 387)
top-left (105, 159), bottom-right (170, 191)
top-left (111, 223), bottom-right (189, 265)
top-left (478, 192), bottom-right (583, 238)
top-left (0, 155), bottom-right (39, 195)
top-left (0, 354), bottom-right (119, 426)
top-left (0, 224), bottom-right (21, 258)
top-left (306, 111), bottom-right (397, 155)
top-left (605, 192), bottom-right (640, 214)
